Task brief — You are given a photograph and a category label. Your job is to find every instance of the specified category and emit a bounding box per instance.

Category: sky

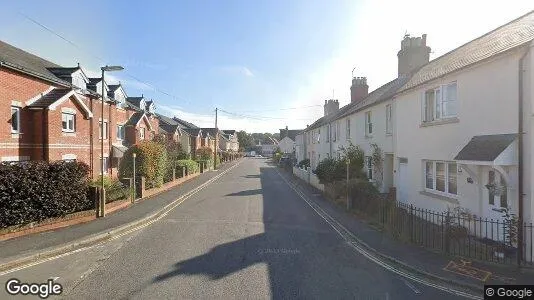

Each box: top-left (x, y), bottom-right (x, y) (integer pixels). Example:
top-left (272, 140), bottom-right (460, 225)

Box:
top-left (1, 1), bottom-right (533, 133)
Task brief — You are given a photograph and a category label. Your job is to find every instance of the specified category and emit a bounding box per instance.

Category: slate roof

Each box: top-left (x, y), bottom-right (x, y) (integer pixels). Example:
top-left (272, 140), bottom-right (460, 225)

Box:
top-left (29, 88), bottom-right (72, 108)
top-left (125, 112), bottom-right (145, 127)
top-left (156, 113), bottom-right (179, 126)
top-left (201, 128), bottom-right (219, 137)
top-left (454, 134), bottom-right (517, 162)
top-left (126, 96), bottom-right (144, 108)
top-left (183, 128), bottom-right (201, 136)
top-left (280, 129), bottom-right (304, 141)
top-left (159, 123), bottom-right (179, 135)
top-left (108, 84), bottom-right (120, 92)
top-left (47, 67), bottom-right (80, 77)
top-left (173, 117), bottom-right (199, 129)
top-left (305, 75), bottom-right (411, 131)
top-left (222, 130), bottom-right (236, 135)
top-left (0, 40), bottom-right (70, 86)
top-left (88, 77), bottom-right (102, 84)
top-left (400, 10), bottom-right (534, 92)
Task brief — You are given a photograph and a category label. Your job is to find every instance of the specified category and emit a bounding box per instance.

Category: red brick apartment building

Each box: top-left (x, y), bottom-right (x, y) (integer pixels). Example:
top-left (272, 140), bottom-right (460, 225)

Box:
top-left (0, 40), bottom-right (160, 178)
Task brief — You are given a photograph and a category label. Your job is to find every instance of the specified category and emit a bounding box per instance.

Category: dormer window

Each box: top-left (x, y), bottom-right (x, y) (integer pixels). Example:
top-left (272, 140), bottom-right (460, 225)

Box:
top-left (139, 99), bottom-right (146, 111)
top-left (72, 73), bottom-right (86, 90)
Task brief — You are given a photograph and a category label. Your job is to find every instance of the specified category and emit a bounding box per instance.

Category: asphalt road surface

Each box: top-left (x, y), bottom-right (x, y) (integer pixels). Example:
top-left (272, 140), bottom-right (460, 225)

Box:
top-left (0, 158), bottom-right (466, 299)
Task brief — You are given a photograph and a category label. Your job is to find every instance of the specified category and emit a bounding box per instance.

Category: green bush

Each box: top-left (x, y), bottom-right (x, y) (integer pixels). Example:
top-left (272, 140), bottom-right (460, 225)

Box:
top-left (106, 179), bottom-right (129, 203)
top-left (176, 159), bottom-right (199, 174)
top-left (314, 157), bottom-right (346, 184)
top-left (298, 159), bottom-right (310, 169)
top-left (339, 142), bottom-right (367, 179)
top-left (196, 159), bottom-right (212, 170)
top-left (0, 161), bottom-right (91, 228)
top-left (349, 179), bottom-right (381, 216)
top-left (89, 175), bottom-right (112, 188)
top-left (195, 147), bottom-right (212, 160)
top-left (119, 141), bottom-right (167, 188)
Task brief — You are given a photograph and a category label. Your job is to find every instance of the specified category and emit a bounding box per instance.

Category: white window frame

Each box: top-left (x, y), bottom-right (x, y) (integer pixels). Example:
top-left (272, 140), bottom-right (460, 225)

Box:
top-left (318, 128), bottom-right (321, 143)
top-left (62, 112), bottom-right (75, 132)
top-left (346, 118), bottom-right (351, 140)
top-left (424, 160), bottom-right (458, 198)
top-left (385, 104), bottom-right (392, 134)
top-left (140, 127), bottom-right (146, 140)
top-left (332, 122), bottom-right (337, 142)
top-left (365, 111), bottom-right (372, 136)
top-left (117, 124), bottom-right (125, 140)
top-left (423, 82), bottom-right (457, 123)
top-left (99, 120), bottom-right (108, 139)
top-left (366, 156), bottom-right (373, 180)
top-left (326, 124), bottom-right (330, 142)
top-left (11, 106), bottom-right (21, 133)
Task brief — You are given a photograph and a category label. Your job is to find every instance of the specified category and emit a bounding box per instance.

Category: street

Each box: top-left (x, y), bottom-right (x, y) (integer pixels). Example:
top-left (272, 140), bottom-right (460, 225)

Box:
top-left (1, 158), bottom-right (465, 299)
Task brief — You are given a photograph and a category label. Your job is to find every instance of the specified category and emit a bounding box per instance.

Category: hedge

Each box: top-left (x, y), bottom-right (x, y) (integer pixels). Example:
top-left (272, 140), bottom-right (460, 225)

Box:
top-left (298, 159), bottom-right (310, 169)
top-left (119, 141), bottom-right (167, 188)
top-left (90, 176), bottom-right (129, 203)
top-left (0, 161), bottom-right (91, 228)
top-left (176, 159), bottom-right (199, 174)
top-left (196, 159), bottom-right (212, 170)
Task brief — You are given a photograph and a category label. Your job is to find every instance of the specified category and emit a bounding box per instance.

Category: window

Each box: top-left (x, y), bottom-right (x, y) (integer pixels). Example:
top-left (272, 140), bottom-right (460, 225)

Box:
top-left (11, 106), bottom-right (20, 133)
top-left (318, 128), bottom-right (321, 143)
top-left (140, 127), bottom-right (145, 140)
top-left (346, 119), bottom-right (351, 140)
top-left (62, 113), bottom-right (75, 132)
top-left (423, 82), bottom-right (457, 122)
top-left (366, 156), bottom-right (373, 180)
top-left (424, 160), bottom-right (457, 196)
top-left (385, 104), bottom-right (392, 134)
top-left (326, 124), bottom-right (330, 142)
top-left (365, 111), bottom-right (372, 135)
top-left (117, 124), bottom-right (125, 140)
top-left (336, 121), bottom-right (340, 140)
top-left (332, 123), bottom-right (336, 142)
top-left (99, 121), bottom-right (108, 139)
top-left (99, 157), bottom-right (109, 174)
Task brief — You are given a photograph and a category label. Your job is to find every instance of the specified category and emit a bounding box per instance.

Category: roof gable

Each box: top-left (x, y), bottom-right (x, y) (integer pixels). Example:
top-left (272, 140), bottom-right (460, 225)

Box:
top-left (28, 88), bottom-right (93, 118)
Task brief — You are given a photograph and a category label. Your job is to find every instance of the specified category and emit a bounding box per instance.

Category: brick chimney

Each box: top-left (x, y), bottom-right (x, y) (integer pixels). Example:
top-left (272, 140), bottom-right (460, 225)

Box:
top-left (350, 77), bottom-right (368, 104)
top-left (324, 99), bottom-right (340, 117)
top-left (397, 33), bottom-right (431, 77)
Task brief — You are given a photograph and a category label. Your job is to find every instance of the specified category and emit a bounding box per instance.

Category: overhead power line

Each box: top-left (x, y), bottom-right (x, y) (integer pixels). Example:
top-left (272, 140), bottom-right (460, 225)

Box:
top-left (232, 104), bottom-right (322, 113)
top-left (218, 108), bottom-right (317, 121)
top-left (19, 12), bottom-right (194, 106)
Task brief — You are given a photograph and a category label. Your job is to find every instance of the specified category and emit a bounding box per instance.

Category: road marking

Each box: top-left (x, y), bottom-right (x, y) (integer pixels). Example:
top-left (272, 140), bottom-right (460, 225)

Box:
top-left (0, 160), bottom-right (243, 277)
top-left (274, 169), bottom-right (482, 300)
top-left (403, 279), bottom-right (421, 294)
top-left (443, 260), bottom-right (492, 282)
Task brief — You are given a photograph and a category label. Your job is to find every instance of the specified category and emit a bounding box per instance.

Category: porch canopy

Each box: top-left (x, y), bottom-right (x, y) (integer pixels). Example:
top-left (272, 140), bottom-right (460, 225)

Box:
top-left (454, 134), bottom-right (517, 166)
top-left (112, 145), bottom-right (129, 158)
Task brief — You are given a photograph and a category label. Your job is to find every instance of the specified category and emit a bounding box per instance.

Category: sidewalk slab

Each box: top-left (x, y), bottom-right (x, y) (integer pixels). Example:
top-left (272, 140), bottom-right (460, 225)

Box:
top-left (282, 169), bottom-right (534, 290)
top-left (0, 161), bottom-right (239, 265)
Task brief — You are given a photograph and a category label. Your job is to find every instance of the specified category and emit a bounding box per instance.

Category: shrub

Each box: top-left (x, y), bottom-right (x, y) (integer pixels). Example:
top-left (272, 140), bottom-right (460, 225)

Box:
top-left (176, 159), bottom-right (199, 174)
top-left (90, 175), bottom-right (112, 188)
top-left (339, 142), bottom-right (367, 179)
top-left (314, 157), bottom-right (346, 184)
top-left (119, 141), bottom-right (167, 188)
top-left (0, 161), bottom-right (91, 228)
top-left (195, 147), bottom-right (212, 160)
top-left (106, 179), bottom-right (129, 203)
top-left (298, 159), bottom-right (310, 169)
top-left (196, 159), bottom-right (212, 170)
top-left (349, 179), bottom-right (382, 216)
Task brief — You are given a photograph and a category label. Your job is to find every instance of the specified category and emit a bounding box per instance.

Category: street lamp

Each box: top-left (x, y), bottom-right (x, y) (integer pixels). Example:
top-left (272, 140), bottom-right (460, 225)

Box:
top-left (99, 65), bottom-right (124, 217)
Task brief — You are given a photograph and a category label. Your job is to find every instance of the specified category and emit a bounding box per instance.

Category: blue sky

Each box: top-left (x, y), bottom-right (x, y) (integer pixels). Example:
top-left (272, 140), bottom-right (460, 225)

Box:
top-left (1, 1), bottom-right (533, 132)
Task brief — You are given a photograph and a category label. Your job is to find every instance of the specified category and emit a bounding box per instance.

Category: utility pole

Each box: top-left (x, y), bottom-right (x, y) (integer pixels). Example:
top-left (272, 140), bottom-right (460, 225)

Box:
top-left (214, 108), bottom-right (218, 169)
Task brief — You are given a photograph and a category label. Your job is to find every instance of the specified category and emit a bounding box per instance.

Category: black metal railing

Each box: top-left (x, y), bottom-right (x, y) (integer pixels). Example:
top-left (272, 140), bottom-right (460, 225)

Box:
top-left (376, 200), bottom-right (533, 266)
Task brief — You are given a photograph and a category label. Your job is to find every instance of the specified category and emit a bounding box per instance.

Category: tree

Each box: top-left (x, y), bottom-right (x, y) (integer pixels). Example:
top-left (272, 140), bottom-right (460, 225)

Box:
top-left (237, 130), bottom-right (254, 151)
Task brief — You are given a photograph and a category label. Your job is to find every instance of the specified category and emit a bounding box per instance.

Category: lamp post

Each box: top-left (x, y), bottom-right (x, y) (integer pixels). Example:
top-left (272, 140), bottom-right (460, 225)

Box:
top-left (99, 65), bottom-right (123, 217)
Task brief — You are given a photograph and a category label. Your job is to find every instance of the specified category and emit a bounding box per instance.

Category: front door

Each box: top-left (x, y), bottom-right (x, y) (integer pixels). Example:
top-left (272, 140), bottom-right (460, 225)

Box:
top-left (484, 169), bottom-right (508, 241)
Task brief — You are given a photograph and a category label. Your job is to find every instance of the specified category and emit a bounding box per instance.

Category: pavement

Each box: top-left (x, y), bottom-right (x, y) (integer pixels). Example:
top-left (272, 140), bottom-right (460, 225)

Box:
top-left (278, 167), bottom-right (534, 289)
top-left (0, 158), bottom-right (490, 299)
top-left (0, 159), bottom-right (240, 266)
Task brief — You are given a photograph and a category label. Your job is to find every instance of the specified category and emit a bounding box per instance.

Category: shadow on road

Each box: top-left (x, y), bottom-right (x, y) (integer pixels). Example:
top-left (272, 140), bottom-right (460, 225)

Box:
top-left (151, 165), bottom-right (354, 298)
top-left (241, 174), bottom-right (260, 178)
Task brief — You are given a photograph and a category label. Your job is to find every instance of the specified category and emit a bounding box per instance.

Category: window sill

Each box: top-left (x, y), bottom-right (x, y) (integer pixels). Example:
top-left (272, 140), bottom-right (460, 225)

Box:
top-left (419, 190), bottom-right (459, 204)
top-left (420, 117), bottom-right (459, 127)
top-left (386, 132), bottom-right (393, 137)
top-left (62, 132), bottom-right (76, 137)
top-left (365, 134), bottom-right (373, 139)
top-left (11, 132), bottom-right (22, 138)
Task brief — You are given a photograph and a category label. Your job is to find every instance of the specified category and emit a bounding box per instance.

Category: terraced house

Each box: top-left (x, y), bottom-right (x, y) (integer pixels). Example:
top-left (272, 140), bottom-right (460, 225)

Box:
top-left (296, 11), bottom-right (534, 260)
